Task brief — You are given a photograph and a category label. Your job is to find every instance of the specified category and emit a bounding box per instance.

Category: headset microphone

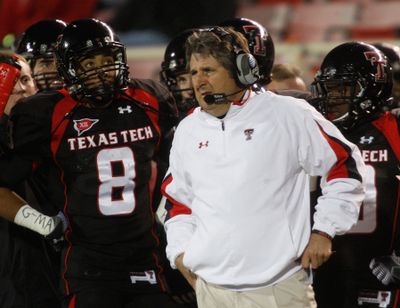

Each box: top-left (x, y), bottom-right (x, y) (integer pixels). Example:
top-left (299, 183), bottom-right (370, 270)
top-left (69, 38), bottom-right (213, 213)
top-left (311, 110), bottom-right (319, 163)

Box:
top-left (203, 89), bottom-right (244, 104)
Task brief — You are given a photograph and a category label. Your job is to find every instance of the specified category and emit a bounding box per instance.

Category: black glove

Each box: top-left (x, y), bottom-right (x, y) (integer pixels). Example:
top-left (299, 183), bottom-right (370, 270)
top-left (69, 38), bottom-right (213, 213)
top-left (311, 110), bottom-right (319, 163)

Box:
top-left (369, 254), bottom-right (400, 285)
top-left (44, 212), bottom-right (68, 252)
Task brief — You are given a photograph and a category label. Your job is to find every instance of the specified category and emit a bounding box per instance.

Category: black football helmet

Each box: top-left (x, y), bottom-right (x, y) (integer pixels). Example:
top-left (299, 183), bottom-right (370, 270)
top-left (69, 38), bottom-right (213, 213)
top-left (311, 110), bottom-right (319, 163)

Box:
top-left (16, 19), bottom-right (67, 91)
top-left (219, 17), bottom-right (275, 85)
top-left (160, 29), bottom-right (197, 115)
top-left (56, 18), bottom-right (129, 106)
top-left (373, 43), bottom-right (400, 81)
top-left (312, 42), bottom-right (392, 130)
top-left (373, 42), bottom-right (400, 105)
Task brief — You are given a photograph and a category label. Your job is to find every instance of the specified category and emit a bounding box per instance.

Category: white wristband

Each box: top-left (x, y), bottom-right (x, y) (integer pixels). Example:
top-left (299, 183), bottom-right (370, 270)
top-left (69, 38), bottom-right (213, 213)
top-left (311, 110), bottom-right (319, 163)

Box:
top-left (14, 204), bottom-right (56, 236)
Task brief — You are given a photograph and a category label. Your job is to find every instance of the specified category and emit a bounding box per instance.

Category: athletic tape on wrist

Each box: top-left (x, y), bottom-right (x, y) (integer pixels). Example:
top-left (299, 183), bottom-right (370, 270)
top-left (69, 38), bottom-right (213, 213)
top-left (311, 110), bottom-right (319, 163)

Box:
top-left (14, 204), bottom-right (56, 236)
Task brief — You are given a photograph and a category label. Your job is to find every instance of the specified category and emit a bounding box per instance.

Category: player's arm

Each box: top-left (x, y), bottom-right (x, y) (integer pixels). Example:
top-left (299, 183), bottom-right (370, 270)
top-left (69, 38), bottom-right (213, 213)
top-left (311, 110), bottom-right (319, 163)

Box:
top-left (0, 95), bottom-right (67, 240)
top-left (0, 186), bottom-right (65, 236)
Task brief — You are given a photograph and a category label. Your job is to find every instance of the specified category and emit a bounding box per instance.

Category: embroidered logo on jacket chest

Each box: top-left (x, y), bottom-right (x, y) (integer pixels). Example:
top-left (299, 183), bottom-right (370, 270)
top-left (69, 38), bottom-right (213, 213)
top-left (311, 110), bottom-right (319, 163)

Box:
top-left (244, 128), bottom-right (254, 140)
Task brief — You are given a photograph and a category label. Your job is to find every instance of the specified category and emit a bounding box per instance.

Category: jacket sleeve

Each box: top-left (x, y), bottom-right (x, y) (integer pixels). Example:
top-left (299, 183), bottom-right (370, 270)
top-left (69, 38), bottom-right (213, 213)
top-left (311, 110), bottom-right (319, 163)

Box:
top-left (284, 99), bottom-right (366, 238)
top-left (161, 125), bottom-right (195, 268)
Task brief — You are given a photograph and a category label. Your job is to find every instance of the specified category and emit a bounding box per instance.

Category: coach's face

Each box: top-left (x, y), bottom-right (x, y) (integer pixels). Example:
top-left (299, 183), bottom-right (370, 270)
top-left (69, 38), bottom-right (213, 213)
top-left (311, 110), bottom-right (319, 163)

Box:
top-left (189, 53), bottom-right (243, 117)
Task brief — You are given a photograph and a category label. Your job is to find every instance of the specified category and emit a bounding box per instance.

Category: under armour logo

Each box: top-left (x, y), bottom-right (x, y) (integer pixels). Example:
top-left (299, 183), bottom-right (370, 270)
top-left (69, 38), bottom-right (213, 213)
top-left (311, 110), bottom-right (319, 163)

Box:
top-left (118, 106), bottom-right (132, 114)
top-left (198, 141), bottom-right (209, 148)
top-left (359, 136), bottom-right (374, 144)
top-left (244, 128), bottom-right (254, 140)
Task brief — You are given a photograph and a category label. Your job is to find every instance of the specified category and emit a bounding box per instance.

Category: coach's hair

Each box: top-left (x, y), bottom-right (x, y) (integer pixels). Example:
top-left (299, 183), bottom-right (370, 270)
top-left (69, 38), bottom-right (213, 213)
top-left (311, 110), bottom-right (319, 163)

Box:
top-left (185, 27), bottom-right (251, 81)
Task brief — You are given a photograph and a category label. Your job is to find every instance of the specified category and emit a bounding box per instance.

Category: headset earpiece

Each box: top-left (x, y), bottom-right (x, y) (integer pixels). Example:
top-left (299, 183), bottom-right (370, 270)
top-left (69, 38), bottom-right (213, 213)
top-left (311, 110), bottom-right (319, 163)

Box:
top-left (236, 51), bottom-right (259, 86)
top-left (208, 27), bottom-right (260, 87)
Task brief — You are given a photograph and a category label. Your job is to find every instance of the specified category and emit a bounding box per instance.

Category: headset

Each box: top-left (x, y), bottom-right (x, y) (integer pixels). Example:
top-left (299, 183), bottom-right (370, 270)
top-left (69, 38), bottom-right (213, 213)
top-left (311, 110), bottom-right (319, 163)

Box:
top-left (202, 27), bottom-right (260, 87)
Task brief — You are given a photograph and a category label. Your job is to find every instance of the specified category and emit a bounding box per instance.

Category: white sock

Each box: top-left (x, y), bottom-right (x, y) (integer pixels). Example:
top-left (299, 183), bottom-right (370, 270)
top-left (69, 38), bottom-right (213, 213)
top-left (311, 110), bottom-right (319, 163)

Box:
top-left (14, 204), bottom-right (56, 236)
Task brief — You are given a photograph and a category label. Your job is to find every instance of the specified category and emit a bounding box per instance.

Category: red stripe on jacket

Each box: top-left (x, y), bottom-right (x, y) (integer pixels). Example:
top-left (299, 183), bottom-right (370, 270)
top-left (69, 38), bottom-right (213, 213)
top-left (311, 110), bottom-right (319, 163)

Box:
top-left (161, 174), bottom-right (192, 220)
top-left (317, 123), bottom-right (361, 182)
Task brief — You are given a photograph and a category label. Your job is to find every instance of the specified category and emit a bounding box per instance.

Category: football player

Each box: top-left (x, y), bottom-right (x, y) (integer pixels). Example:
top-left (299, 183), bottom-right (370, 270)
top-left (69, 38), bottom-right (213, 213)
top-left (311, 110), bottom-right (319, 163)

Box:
top-left (0, 19), bottom-right (179, 308)
top-left (373, 42), bottom-right (400, 108)
top-left (15, 19), bottom-right (67, 91)
top-left (160, 29), bottom-right (198, 122)
top-left (312, 42), bottom-right (400, 308)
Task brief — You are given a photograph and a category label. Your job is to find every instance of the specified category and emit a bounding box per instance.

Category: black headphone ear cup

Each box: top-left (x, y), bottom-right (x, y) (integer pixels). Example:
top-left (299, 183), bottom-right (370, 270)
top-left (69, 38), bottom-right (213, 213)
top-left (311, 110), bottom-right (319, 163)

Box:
top-left (236, 52), bottom-right (260, 86)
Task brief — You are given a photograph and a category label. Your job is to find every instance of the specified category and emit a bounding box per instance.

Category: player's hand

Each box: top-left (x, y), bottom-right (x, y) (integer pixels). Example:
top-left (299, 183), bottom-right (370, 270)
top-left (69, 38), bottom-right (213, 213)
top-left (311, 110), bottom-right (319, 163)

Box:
top-left (301, 232), bottom-right (333, 269)
top-left (370, 254), bottom-right (400, 285)
top-left (175, 254), bottom-right (197, 290)
top-left (44, 211), bottom-right (68, 251)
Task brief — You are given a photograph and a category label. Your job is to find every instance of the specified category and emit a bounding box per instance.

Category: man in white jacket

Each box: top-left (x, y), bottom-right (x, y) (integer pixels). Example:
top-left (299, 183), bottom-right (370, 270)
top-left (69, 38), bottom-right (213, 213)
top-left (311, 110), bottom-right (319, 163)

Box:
top-left (161, 27), bottom-right (366, 308)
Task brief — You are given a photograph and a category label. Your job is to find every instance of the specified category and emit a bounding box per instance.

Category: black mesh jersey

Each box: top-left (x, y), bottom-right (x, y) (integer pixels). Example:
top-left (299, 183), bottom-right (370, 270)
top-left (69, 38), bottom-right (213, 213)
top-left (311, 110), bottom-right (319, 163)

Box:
top-left (314, 113), bottom-right (400, 307)
top-left (0, 79), bottom-right (178, 294)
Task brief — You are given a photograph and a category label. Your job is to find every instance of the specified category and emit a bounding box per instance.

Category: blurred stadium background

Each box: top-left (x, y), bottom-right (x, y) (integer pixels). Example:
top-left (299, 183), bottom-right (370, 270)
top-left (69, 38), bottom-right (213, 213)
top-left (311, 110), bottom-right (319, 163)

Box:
top-left (2, 0), bottom-right (399, 87)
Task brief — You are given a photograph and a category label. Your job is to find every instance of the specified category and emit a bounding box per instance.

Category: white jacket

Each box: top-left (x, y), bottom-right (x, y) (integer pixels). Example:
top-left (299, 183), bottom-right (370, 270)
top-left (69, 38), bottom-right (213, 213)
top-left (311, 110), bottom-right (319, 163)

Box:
top-left (162, 90), bottom-right (365, 289)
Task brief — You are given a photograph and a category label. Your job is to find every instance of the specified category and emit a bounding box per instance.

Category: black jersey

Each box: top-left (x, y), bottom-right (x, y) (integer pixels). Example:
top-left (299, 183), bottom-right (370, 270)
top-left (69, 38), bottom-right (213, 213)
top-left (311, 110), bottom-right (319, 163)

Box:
top-left (0, 79), bottom-right (178, 294)
top-left (314, 112), bottom-right (400, 308)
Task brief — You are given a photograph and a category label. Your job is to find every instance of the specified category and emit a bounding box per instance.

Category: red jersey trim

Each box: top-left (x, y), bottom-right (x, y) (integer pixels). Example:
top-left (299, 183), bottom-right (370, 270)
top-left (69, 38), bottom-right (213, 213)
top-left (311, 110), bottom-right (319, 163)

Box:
top-left (50, 89), bottom-right (78, 156)
top-left (372, 113), bottom-right (400, 251)
top-left (123, 88), bottom-right (161, 148)
top-left (372, 112), bottom-right (400, 161)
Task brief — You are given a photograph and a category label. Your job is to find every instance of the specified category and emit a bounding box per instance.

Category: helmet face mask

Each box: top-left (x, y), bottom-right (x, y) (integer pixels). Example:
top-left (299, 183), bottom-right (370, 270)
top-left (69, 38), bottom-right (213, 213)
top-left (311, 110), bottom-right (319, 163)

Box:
top-left (160, 29), bottom-right (197, 114)
top-left (67, 47), bottom-right (126, 106)
top-left (16, 19), bottom-right (67, 91)
top-left (312, 42), bottom-right (392, 130)
top-left (32, 55), bottom-right (62, 90)
top-left (56, 19), bottom-right (129, 107)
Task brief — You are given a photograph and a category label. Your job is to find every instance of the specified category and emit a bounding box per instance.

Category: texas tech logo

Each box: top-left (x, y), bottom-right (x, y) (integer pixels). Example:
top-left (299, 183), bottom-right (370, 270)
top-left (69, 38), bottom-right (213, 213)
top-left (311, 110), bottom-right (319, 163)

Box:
top-left (244, 128), bottom-right (254, 140)
top-left (242, 25), bottom-right (267, 56)
top-left (73, 118), bottom-right (99, 136)
top-left (364, 51), bottom-right (387, 82)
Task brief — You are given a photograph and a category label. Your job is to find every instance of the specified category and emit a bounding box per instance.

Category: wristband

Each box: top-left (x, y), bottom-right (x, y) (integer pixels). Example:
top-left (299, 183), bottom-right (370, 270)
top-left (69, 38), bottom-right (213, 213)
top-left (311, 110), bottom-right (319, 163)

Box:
top-left (14, 204), bottom-right (57, 236)
top-left (312, 229), bottom-right (333, 240)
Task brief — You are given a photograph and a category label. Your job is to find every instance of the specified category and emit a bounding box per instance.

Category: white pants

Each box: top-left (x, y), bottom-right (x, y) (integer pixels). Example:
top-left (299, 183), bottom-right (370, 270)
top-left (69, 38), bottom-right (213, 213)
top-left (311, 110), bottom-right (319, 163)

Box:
top-left (195, 270), bottom-right (317, 308)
